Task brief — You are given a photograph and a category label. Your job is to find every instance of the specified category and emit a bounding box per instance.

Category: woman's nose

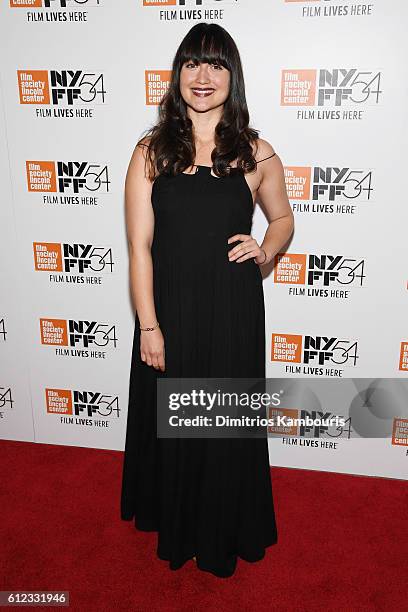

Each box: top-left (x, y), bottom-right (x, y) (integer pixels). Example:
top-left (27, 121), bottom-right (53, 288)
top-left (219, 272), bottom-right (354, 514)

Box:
top-left (196, 64), bottom-right (210, 82)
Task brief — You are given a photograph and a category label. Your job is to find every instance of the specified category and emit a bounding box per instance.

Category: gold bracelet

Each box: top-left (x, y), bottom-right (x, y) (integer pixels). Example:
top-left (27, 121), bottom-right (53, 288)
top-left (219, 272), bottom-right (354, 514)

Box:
top-left (140, 321), bottom-right (160, 331)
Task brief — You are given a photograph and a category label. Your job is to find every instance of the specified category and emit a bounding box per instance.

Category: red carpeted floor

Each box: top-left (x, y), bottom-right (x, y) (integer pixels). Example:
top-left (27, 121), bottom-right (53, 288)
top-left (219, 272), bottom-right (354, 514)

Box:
top-left (0, 439), bottom-right (407, 612)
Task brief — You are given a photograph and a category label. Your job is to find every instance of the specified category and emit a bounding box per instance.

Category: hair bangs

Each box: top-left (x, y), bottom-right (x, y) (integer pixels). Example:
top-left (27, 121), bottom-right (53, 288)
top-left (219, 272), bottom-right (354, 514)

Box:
top-left (179, 27), bottom-right (232, 71)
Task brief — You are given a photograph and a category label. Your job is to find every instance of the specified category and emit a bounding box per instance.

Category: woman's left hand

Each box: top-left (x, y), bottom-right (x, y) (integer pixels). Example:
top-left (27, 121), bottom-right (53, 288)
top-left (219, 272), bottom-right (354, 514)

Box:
top-left (227, 234), bottom-right (267, 265)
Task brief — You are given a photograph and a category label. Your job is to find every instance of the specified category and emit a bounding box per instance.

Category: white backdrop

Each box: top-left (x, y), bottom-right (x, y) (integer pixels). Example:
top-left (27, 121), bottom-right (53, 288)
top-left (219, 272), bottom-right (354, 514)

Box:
top-left (1, 0), bottom-right (407, 479)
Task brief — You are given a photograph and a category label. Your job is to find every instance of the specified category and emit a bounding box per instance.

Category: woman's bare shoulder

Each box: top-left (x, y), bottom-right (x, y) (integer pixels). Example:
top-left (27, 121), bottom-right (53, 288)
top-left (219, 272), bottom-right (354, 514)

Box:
top-left (128, 136), bottom-right (156, 179)
top-left (126, 136), bottom-right (155, 184)
top-left (137, 136), bottom-right (152, 149)
top-left (251, 137), bottom-right (276, 162)
top-left (134, 136), bottom-right (153, 160)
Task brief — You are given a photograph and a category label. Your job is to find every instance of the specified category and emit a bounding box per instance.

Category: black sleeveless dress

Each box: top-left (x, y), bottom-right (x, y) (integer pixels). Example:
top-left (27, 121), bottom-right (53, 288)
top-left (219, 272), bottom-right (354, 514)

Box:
top-left (120, 156), bottom-right (278, 578)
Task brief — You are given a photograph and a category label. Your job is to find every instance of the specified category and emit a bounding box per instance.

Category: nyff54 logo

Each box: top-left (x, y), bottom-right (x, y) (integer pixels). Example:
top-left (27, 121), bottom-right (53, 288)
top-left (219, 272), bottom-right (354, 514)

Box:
top-left (268, 406), bottom-right (352, 440)
top-left (40, 318), bottom-right (117, 350)
top-left (281, 68), bottom-right (382, 106)
top-left (271, 333), bottom-right (359, 376)
top-left (33, 243), bottom-right (114, 274)
top-left (285, 166), bottom-right (373, 201)
top-left (18, 70), bottom-right (106, 105)
top-left (46, 388), bottom-right (120, 418)
top-left (274, 254), bottom-right (366, 287)
top-left (286, 165), bottom-right (373, 215)
top-left (26, 161), bottom-right (110, 194)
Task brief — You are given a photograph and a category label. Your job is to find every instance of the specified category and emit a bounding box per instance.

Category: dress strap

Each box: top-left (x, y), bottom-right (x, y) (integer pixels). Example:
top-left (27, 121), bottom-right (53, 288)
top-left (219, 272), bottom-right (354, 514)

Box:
top-left (256, 152), bottom-right (276, 164)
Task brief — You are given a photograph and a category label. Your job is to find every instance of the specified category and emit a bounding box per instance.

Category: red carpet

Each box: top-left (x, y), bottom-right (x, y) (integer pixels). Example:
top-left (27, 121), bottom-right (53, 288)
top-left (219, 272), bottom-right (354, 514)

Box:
top-left (1, 439), bottom-right (407, 611)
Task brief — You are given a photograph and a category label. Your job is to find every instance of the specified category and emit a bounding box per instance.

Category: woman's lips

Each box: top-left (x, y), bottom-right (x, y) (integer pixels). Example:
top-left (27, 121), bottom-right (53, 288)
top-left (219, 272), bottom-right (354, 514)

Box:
top-left (191, 88), bottom-right (215, 97)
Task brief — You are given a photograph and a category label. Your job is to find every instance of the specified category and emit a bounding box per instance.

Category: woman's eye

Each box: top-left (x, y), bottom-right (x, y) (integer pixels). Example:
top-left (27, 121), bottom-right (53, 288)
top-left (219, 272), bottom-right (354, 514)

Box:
top-left (184, 61), bottom-right (223, 70)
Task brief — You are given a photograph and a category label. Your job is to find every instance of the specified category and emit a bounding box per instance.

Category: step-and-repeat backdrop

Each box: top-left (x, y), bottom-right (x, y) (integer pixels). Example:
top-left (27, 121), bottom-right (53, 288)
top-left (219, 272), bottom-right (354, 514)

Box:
top-left (1, 0), bottom-right (407, 479)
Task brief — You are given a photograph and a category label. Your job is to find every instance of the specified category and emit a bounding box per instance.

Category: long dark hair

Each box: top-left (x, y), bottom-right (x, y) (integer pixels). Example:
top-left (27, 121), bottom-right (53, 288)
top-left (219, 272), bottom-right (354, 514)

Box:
top-left (139, 22), bottom-right (260, 180)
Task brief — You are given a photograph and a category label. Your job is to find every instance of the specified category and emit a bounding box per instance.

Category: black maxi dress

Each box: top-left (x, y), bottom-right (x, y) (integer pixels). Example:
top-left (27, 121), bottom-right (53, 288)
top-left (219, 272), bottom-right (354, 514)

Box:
top-left (121, 153), bottom-right (278, 578)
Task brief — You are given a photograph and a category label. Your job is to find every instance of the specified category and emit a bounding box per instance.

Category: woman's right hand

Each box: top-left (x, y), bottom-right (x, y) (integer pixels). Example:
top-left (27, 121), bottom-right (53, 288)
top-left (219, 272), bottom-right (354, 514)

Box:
top-left (140, 328), bottom-right (165, 371)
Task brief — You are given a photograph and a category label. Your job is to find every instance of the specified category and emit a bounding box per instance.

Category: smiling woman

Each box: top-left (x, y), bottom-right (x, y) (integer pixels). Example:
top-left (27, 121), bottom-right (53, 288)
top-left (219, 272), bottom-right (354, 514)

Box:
top-left (184, 59), bottom-right (228, 102)
top-left (120, 22), bottom-right (294, 579)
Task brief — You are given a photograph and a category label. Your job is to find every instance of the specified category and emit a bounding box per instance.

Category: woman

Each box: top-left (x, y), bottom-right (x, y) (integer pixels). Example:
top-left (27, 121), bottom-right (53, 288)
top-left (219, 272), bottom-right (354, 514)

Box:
top-left (121, 22), bottom-right (294, 578)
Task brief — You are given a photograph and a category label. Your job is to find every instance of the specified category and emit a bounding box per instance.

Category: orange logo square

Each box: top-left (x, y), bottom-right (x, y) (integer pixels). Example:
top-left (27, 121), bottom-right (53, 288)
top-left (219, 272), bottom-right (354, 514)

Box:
top-left (281, 69), bottom-right (316, 106)
top-left (10, 0), bottom-right (42, 6)
top-left (143, 0), bottom-right (176, 4)
top-left (40, 318), bottom-right (68, 346)
top-left (17, 70), bottom-right (50, 104)
top-left (274, 253), bottom-right (307, 284)
top-left (392, 417), bottom-right (408, 446)
top-left (145, 70), bottom-right (171, 106)
top-left (399, 341), bottom-right (408, 371)
top-left (33, 243), bottom-right (63, 272)
top-left (271, 333), bottom-right (302, 362)
top-left (284, 166), bottom-right (311, 200)
top-left (26, 161), bottom-right (57, 192)
top-left (46, 388), bottom-right (72, 415)
top-left (267, 407), bottom-right (299, 436)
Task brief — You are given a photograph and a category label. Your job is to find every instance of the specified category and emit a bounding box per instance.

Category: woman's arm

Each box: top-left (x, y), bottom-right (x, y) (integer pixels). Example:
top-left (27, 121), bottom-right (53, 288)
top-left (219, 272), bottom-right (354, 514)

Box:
top-left (256, 140), bottom-right (295, 265)
top-left (125, 141), bottom-right (165, 370)
top-left (125, 141), bottom-right (156, 324)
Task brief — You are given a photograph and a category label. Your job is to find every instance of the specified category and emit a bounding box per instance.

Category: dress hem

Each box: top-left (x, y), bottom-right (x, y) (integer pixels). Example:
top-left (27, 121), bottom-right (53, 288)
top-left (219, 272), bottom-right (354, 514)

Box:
top-left (121, 511), bottom-right (278, 578)
top-left (157, 536), bottom-right (278, 578)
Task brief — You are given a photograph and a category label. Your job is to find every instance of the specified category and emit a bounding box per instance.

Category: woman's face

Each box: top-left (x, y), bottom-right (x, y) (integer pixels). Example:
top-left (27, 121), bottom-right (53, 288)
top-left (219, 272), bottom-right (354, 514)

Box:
top-left (179, 59), bottom-right (230, 113)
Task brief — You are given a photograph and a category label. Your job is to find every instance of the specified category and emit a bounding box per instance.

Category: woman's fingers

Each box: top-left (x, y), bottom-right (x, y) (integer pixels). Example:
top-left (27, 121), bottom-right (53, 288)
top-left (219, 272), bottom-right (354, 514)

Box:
top-left (228, 237), bottom-right (258, 261)
top-left (235, 250), bottom-right (257, 263)
top-left (157, 354), bottom-right (165, 371)
top-left (227, 234), bottom-right (252, 258)
top-left (230, 245), bottom-right (258, 262)
top-left (152, 353), bottom-right (165, 371)
top-left (143, 351), bottom-right (165, 371)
